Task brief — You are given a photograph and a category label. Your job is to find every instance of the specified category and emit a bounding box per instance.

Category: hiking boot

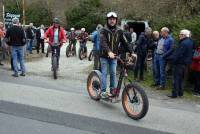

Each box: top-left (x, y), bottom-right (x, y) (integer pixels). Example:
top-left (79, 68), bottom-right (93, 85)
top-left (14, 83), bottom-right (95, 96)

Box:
top-left (193, 92), bottom-right (200, 97)
top-left (12, 73), bottom-right (19, 77)
top-left (20, 73), bottom-right (26, 76)
top-left (167, 95), bottom-right (178, 99)
top-left (150, 83), bottom-right (159, 87)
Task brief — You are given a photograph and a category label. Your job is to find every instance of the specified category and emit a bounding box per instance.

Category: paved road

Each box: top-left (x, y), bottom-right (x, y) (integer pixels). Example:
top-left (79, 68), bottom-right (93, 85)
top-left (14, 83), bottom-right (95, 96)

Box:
top-left (0, 42), bottom-right (200, 134)
top-left (0, 113), bottom-right (97, 134)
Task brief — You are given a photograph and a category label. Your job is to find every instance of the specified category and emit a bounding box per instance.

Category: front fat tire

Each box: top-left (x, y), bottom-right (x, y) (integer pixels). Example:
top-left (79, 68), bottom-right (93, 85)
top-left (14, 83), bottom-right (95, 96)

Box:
top-left (52, 56), bottom-right (58, 79)
top-left (88, 51), bottom-right (93, 61)
top-left (66, 46), bottom-right (70, 57)
top-left (79, 48), bottom-right (84, 60)
top-left (122, 84), bottom-right (149, 120)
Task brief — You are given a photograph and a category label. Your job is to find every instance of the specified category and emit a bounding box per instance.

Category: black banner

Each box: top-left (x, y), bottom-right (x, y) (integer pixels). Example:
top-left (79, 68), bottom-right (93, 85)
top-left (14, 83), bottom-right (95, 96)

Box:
top-left (4, 12), bottom-right (20, 28)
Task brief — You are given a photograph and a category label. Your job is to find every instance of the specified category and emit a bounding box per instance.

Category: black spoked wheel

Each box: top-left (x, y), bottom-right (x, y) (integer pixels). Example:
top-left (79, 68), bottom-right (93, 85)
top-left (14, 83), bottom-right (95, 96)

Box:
top-left (87, 71), bottom-right (101, 101)
top-left (88, 51), bottom-right (94, 61)
top-left (66, 46), bottom-right (70, 57)
top-left (52, 56), bottom-right (58, 79)
top-left (79, 48), bottom-right (84, 60)
top-left (122, 83), bottom-right (149, 120)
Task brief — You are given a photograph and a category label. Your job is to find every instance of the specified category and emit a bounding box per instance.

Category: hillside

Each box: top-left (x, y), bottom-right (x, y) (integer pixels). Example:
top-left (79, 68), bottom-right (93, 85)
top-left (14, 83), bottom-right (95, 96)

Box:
top-left (1, 0), bottom-right (199, 23)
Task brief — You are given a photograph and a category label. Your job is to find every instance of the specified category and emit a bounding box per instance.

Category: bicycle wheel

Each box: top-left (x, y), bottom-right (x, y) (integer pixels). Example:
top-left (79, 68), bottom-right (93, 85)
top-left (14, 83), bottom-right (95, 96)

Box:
top-left (52, 56), bottom-right (58, 79)
top-left (122, 83), bottom-right (149, 120)
top-left (87, 70), bottom-right (101, 100)
top-left (78, 48), bottom-right (84, 60)
top-left (88, 51), bottom-right (93, 61)
top-left (66, 46), bottom-right (70, 57)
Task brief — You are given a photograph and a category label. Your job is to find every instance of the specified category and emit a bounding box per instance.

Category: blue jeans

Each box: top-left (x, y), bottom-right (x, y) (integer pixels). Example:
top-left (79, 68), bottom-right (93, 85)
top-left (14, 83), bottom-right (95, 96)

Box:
top-left (100, 58), bottom-right (117, 93)
top-left (154, 54), bottom-right (167, 86)
top-left (11, 46), bottom-right (26, 74)
top-left (27, 39), bottom-right (33, 53)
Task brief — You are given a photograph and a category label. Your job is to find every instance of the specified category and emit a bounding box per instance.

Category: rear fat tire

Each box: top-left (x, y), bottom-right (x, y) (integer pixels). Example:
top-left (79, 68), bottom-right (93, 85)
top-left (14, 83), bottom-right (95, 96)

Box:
top-left (87, 71), bottom-right (101, 100)
top-left (122, 83), bottom-right (149, 120)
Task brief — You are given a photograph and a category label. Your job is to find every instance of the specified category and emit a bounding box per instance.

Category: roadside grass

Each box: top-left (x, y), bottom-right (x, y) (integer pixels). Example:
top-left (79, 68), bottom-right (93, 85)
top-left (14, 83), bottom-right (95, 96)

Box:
top-left (127, 67), bottom-right (200, 103)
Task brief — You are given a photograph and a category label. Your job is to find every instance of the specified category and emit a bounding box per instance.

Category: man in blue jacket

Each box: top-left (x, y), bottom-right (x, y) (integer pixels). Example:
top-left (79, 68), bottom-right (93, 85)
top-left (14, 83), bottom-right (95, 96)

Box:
top-left (90, 24), bottom-right (103, 70)
top-left (168, 29), bottom-right (193, 98)
top-left (154, 27), bottom-right (174, 90)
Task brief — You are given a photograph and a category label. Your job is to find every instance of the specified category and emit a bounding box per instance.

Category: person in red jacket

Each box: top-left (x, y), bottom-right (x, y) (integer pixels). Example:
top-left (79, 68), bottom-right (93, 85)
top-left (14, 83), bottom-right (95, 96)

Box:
top-left (191, 46), bottom-right (200, 96)
top-left (45, 18), bottom-right (66, 68)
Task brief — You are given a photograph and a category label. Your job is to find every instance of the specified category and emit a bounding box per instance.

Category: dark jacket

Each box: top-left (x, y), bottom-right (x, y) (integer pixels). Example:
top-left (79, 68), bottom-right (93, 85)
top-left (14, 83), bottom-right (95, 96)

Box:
top-left (100, 25), bottom-right (132, 58)
top-left (5, 25), bottom-right (26, 46)
top-left (171, 37), bottom-right (193, 65)
top-left (26, 27), bottom-right (35, 39)
top-left (36, 29), bottom-right (41, 41)
top-left (36, 28), bottom-right (45, 41)
top-left (123, 31), bottom-right (132, 43)
top-left (149, 38), bottom-right (159, 54)
top-left (135, 33), bottom-right (152, 55)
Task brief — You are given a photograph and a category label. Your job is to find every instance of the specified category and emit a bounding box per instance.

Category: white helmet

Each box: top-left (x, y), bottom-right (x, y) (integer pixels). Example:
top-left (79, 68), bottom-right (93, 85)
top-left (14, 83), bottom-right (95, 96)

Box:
top-left (70, 27), bottom-right (75, 31)
top-left (81, 28), bottom-right (85, 32)
top-left (106, 12), bottom-right (118, 18)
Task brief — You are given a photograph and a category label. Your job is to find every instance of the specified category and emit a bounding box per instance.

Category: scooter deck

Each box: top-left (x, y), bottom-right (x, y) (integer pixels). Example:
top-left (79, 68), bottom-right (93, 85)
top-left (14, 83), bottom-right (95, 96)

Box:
top-left (101, 96), bottom-right (121, 103)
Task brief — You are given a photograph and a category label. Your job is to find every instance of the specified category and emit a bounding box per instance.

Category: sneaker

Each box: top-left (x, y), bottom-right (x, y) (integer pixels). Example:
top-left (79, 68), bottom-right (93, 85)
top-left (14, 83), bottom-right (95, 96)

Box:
top-left (101, 92), bottom-right (109, 99)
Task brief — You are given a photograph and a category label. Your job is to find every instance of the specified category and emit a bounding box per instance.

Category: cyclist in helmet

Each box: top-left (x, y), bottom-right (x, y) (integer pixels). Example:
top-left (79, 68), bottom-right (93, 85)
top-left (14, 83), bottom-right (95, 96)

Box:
top-left (100, 12), bottom-right (132, 98)
top-left (77, 28), bottom-right (88, 55)
top-left (68, 27), bottom-right (77, 55)
top-left (45, 18), bottom-right (67, 68)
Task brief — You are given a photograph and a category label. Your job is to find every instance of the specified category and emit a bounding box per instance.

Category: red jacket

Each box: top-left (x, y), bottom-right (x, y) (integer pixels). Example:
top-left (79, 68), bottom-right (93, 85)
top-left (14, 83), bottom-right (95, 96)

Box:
top-left (45, 26), bottom-right (66, 47)
top-left (191, 47), bottom-right (200, 71)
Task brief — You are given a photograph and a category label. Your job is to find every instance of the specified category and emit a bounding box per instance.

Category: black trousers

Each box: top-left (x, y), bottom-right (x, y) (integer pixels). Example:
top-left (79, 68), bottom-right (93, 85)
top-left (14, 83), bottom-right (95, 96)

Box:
top-left (51, 46), bottom-right (60, 67)
top-left (37, 39), bottom-right (44, 53)
top-left (172, 64), bottom-right (186, 96)
top-left (134, 53), bottom-right (147, 80)
top-left (193, 71), bottom-right (200, 94)
top-left (93, 50), bottom-right (100, 70)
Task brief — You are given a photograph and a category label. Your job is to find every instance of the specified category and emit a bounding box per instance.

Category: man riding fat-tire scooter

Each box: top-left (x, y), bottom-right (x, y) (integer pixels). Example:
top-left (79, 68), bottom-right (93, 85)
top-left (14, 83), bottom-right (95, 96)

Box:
top-left (78, 28), bottom-right (88, 60)
top-left (44, 18), bottom-right (67, 78)
top-left (66, 27), bottom-right (77, 57)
